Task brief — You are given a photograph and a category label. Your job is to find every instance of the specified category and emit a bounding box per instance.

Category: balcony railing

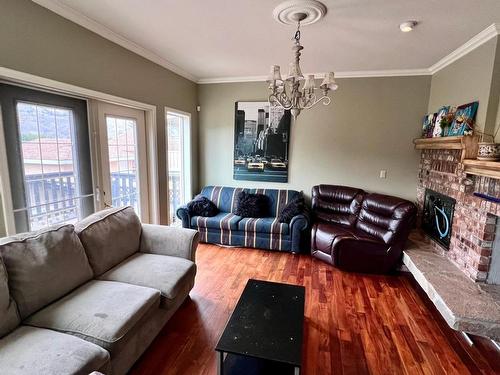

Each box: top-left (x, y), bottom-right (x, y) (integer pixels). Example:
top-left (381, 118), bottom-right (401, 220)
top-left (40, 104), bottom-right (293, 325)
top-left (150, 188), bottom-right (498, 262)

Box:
top-left (24, 170), bottom-right (182, 229)
top-left (168, 171), bottom-right (181, 223)
top-left (25, 171), bottom-right (141, 230)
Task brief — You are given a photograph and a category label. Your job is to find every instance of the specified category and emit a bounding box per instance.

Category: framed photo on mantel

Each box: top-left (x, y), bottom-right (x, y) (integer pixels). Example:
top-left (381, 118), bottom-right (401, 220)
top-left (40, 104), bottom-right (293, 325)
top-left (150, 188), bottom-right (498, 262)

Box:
top-left (233, 101), bottom-right (291, 183)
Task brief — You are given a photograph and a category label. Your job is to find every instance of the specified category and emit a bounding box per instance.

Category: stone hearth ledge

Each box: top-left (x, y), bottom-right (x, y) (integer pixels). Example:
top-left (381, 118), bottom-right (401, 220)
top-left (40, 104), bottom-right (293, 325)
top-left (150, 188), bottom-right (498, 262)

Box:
top-left (403, 231), bottom-right (500, 341)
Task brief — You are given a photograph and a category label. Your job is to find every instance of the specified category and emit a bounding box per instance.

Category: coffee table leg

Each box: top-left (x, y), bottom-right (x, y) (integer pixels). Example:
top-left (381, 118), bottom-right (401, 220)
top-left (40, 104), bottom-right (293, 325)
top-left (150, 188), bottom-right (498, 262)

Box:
top-left (294, 366), bottom-right (300, 375)
top-left (217, 351), bottom-right (224, 375)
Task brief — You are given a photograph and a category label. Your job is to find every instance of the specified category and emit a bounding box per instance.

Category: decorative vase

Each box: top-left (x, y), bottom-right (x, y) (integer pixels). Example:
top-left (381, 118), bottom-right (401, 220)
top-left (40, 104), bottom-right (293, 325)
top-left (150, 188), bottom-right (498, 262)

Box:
top-left (477, 142), bottom-right (500, 161)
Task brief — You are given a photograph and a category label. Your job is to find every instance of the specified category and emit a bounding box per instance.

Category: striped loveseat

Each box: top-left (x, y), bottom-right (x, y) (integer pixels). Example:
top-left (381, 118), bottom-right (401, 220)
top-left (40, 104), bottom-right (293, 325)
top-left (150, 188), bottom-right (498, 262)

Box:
top-left (176, 186), bottom-right (309, 253)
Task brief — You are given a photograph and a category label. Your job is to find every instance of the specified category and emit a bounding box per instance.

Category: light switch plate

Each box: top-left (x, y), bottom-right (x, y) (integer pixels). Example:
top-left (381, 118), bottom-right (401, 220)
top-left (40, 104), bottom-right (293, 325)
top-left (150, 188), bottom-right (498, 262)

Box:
top-left (380, 170), bottom-right (387, 179)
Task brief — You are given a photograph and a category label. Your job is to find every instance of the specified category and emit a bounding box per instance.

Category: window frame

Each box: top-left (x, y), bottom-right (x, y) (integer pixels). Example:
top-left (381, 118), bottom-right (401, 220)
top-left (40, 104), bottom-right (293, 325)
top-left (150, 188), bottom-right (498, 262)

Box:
top-left (165, 107), bottom-right (192, 224)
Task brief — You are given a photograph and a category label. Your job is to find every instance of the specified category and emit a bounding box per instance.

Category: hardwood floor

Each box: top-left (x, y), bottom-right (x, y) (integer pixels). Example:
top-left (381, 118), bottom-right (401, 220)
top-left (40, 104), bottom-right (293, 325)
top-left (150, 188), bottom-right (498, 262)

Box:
top-left (130, 244), bottom-right (500, 375)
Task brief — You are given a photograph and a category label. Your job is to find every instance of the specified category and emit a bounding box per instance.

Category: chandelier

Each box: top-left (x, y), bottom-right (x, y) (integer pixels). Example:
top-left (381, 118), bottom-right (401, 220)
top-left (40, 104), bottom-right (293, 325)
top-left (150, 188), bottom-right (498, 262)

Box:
top-left (267, 1), bottom-right (337, 119)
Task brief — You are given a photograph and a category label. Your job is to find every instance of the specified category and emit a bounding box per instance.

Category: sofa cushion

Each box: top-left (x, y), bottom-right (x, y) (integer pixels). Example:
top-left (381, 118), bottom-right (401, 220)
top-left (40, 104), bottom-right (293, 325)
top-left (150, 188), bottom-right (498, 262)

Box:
top-left (0, 224), bottom-right (93, 319)
top-left (311, 222), bottom-right (355, 255)
top-left (234, 191), bottom-right (270, 218)
top-left (98, 253), bottom-right (196, 308)
top-left (356, 193), bottom-right (416, 244)
top-left (75, 206), bottom-right (142, 276)
top-left (191, 212), bottom-right (242, 231)
top-left (24, 280), bottom-right (160, 354)
top-left (278, 193), bottom-right (306, 223)
top-left (311, 185), bottom-right (365, 227)
top-left (0, 257), bottom-right (19, 338)
top-left (199, 186), bottom-right (302, 217)
top-left (238, 217), bottom-right (290, 235)
top-left (187, 195), bottom-right (219, 217)
top-left (199, 186), bottom-right (247, 213)
top-left (0, 326), bottom-right (110, 375)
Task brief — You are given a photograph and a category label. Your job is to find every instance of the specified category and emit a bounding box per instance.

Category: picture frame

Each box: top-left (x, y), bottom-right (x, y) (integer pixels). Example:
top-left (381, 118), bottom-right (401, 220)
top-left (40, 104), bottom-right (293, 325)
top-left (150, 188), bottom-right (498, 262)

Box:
top-left (233, 101), bottom-right (291, 183)
top-left (432, 106), bottom-right (450, 137)
top-left (448, 101), bottom-right (478, 136)
top-left (422, 113), bottom-right (436, 138)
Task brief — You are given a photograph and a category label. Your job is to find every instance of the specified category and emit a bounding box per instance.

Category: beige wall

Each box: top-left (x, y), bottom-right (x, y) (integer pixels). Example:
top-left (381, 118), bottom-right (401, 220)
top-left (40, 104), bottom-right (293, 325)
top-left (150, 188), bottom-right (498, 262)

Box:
top-left (198, 77), bottom-right (431, 201)
top-left (0, 0), bottom-right (199, 227)
top-left (428, 36), bottom-right (499, 137)
top-left (0, 199), bottom-right (5, 237)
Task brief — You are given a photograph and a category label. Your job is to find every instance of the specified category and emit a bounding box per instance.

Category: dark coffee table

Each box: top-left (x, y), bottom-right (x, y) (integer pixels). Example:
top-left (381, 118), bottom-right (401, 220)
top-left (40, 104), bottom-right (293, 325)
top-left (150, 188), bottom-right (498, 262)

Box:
top-left (215, 279), bottom-right (305, 375)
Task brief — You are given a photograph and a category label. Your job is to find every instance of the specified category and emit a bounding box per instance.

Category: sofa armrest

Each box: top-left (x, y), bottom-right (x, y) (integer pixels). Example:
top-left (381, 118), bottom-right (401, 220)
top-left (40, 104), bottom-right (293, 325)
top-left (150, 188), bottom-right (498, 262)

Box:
top-left (289, 213), bottom-right (309, 232)
top-left (176, 205), bottom-right (191, 228)
top-left (140, 224), bottom-right (199, 262)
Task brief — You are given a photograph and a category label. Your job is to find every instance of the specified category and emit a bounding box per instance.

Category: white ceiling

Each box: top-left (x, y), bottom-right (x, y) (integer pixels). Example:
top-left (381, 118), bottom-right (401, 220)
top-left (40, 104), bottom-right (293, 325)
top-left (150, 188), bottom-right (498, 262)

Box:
top-left (34, 0), bottom-right (500, 82)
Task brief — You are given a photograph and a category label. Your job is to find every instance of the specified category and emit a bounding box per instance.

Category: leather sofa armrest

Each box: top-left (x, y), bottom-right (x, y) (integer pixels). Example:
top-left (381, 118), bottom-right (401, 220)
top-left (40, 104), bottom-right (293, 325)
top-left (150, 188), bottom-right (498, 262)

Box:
top-left (140, 224), bottom-right (199, 262)
top-left (176, 205), bottom-right (191, 228)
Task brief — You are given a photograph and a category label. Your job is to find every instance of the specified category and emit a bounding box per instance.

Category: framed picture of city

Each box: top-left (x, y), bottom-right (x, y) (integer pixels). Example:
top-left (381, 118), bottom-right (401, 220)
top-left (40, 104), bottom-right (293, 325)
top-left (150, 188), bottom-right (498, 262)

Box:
top-left (233, 101), bottom-right (291, 183)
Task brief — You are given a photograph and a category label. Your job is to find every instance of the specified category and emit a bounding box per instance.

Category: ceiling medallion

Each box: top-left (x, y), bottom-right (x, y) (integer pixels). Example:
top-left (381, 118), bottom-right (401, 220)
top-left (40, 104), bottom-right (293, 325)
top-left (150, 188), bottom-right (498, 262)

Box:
top-left (268, 0), bottom-right (337, 119)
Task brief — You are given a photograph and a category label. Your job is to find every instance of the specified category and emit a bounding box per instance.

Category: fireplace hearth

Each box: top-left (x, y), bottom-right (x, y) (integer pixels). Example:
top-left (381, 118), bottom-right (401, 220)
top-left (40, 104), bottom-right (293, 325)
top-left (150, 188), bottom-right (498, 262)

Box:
top-left (422, 189), bottom-right (456, 249)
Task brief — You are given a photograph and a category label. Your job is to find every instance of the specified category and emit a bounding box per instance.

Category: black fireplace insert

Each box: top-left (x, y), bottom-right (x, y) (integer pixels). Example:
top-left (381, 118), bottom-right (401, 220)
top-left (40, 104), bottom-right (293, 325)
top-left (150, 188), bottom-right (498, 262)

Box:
top-left (422, 189), bottom-right (456, 249)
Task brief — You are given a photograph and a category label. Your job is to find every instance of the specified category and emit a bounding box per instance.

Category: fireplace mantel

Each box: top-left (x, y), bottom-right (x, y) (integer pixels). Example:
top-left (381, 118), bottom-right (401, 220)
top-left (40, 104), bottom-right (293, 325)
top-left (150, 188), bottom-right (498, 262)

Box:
top-left (463, 159), bottom-right (500, 179)
top-left (413, 135), bottom-right (479, 161)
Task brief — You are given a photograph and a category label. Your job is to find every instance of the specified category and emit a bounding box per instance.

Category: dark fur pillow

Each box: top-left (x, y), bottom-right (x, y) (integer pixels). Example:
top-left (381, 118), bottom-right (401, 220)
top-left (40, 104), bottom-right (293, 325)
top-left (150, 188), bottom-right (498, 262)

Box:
top-left (234, 191), bottom-right (269, 218)
top-left (279, 194), bottom-right (306, 223)
top-left (187, 195), bottom-right (219, 217)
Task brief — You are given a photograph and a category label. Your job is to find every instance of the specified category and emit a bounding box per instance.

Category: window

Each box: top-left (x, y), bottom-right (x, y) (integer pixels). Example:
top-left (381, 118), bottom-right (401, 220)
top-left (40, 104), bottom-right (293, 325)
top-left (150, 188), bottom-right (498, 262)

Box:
top-left (16, 102), bottom-right (83, 230)
top-left (166, 110), bottom-right (191, 224)
top-left (0, 83), bottom-right (94, 233)
top-left (105, 116), bottom-right (140, 214)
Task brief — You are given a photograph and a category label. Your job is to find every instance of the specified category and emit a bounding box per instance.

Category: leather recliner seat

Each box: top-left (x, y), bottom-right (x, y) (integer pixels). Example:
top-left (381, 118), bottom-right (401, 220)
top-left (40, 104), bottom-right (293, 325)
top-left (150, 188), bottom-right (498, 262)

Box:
top-left (311, 185), bottom-right (416, 273)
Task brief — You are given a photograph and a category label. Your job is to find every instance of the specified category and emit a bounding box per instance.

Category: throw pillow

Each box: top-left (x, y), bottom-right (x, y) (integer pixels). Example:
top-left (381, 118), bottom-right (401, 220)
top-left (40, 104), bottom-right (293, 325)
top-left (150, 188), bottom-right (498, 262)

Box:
top-left (187, 195), bottom-right (219, 217)
top-left (278, 194), bottom-right (306, 223)
top-left (234, 191), bottom-right (269, 218)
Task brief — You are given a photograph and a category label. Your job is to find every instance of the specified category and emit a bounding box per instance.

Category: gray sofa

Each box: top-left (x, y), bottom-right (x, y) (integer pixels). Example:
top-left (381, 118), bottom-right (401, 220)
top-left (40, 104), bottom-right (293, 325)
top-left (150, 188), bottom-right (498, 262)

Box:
top-left (0, 206), bottom-right (199, 375)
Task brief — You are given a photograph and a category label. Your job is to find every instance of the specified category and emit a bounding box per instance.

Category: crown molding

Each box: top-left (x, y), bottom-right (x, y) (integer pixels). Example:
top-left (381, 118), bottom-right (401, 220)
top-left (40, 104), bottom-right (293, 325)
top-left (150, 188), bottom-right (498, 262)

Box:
top-left (30, 2), bottom-right (500, 84)
top-left (197, 69), bottom-right (431, 84)
top-left (31, 0), bottom-right (198, 82)
top-left (429, 23), bottom-right (500, 74)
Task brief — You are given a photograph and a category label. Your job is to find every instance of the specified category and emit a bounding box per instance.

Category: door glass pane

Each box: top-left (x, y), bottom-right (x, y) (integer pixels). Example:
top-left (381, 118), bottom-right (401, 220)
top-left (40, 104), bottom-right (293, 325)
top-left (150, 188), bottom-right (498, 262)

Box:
top-left (167, 112), bottom-right (190, 224)
top-left (16, 102), bottom-right (81, 231)
top-left (106, 116), bottom-right (140, 214)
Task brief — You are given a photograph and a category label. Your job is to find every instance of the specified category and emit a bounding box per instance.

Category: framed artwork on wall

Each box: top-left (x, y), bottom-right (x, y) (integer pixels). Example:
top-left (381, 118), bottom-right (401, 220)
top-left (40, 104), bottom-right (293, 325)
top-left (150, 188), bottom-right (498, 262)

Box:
top-left (422, 113), bottom-right (436, 138)
top-left (448, 101), bottom-right (478, 136)
top-left (233, 101), bottom-right (291, 183)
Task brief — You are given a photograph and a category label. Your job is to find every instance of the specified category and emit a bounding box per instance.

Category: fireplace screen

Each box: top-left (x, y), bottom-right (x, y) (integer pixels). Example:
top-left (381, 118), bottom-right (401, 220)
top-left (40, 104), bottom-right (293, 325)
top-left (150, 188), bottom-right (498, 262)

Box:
top-left (422, 189), bottom-right (456, 249)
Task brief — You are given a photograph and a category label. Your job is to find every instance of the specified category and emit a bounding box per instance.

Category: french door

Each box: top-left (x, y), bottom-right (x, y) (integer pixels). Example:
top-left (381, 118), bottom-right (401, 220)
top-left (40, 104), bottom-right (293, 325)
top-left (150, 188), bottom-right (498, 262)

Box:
top-left (166, 109), bottom-right (191, 224)
top-left (0, 83), bottom-right (94, 233)
top-left (95, 102), bottom-right (149, 221)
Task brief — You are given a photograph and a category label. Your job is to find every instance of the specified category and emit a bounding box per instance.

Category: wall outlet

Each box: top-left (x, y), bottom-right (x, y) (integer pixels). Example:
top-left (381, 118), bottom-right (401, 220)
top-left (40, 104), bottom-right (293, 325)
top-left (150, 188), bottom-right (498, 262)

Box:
top-left (380, 170), bottom-right (387, 179)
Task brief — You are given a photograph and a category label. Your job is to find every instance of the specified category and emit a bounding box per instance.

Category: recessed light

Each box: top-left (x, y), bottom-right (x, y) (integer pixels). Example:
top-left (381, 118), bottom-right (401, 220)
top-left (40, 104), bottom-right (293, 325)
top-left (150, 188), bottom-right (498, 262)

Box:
top-left (400, 21), bottom-right (418, 33)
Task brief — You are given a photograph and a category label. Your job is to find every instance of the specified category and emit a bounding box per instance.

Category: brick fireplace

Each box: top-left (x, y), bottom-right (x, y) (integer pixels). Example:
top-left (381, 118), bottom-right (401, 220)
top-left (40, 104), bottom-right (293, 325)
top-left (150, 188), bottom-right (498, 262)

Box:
top-left (417, 147), bottom-right (499, 283)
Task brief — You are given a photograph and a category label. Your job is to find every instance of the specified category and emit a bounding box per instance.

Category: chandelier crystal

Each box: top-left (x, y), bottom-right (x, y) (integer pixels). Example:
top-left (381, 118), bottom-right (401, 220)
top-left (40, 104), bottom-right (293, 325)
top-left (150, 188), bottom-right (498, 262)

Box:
top-left (267, 13), bottom-right (338, 119)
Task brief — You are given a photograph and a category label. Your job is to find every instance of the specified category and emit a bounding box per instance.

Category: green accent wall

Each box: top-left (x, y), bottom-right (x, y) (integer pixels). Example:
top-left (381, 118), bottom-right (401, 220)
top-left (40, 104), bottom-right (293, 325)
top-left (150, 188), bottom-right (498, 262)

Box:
top-left (0, 0), bottom-right (199, 227)
top-left (198, 76), bottom-right (431, 201)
